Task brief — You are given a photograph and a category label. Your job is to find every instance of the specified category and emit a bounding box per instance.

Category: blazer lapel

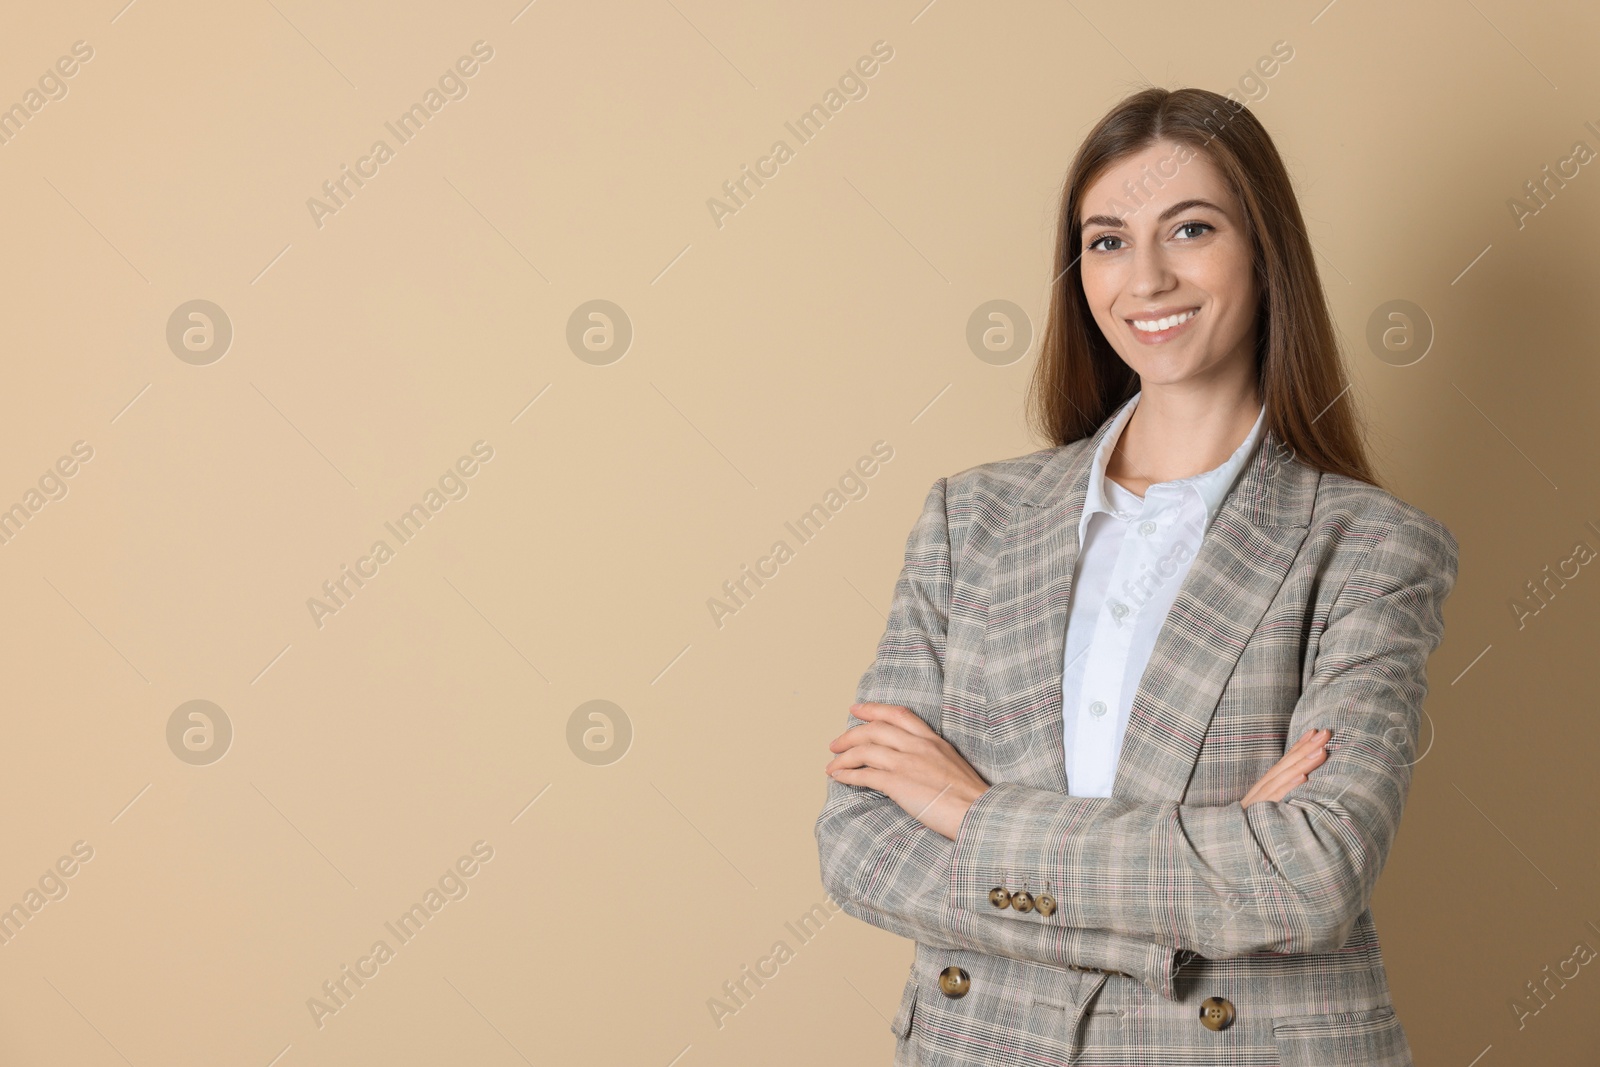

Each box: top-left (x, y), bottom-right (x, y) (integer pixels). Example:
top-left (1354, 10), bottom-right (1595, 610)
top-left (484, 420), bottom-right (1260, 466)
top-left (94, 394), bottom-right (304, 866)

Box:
top-left (982, 410), bottom-right (1318, 802)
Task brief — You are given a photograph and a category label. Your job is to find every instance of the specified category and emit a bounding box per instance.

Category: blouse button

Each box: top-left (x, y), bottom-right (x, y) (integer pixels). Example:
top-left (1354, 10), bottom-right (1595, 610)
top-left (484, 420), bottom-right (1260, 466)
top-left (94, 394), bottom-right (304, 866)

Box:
top-left (1089, 701), bottom-right (1107, 717)
top-left (1139, 520), bottom-right (1157, 536)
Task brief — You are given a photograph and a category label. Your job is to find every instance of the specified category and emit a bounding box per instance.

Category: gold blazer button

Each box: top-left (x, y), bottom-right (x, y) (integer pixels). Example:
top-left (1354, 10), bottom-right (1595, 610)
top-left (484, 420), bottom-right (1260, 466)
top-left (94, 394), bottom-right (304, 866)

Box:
top-left (1010, 891), bottom-right (1034, 912)
top-left (937, 966), bottom-right (971, 999)
top-left (988, 887), bottom-right (1012, 909)
top-left (1199, 996), bottom-right (1236, 1031)
top-left (1034, 893), bottom-right (1057, 917)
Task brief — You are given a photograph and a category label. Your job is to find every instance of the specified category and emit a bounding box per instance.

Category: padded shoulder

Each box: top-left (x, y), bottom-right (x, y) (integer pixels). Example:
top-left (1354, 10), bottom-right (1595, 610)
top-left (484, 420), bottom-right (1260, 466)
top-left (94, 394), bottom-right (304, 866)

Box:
top-left (1308, 472), bottom-right (1459, 565)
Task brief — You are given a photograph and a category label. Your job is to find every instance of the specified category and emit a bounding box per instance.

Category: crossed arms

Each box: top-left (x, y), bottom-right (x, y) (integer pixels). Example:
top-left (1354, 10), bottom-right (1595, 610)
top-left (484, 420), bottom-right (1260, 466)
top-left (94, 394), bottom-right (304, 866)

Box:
top-left (813, 476), bottom-right (1458, 1000)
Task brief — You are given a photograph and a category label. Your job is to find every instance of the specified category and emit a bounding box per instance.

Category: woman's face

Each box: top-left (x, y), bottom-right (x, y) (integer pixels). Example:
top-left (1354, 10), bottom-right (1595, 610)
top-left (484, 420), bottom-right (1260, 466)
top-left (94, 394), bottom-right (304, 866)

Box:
top-left (1076, 141), bottom-right (1259, 392)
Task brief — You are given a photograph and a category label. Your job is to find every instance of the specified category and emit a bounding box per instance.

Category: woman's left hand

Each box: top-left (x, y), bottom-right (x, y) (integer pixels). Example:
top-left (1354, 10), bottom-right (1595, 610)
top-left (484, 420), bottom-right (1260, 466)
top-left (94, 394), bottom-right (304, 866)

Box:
top-left (825, 702), bottom-right (990, 841)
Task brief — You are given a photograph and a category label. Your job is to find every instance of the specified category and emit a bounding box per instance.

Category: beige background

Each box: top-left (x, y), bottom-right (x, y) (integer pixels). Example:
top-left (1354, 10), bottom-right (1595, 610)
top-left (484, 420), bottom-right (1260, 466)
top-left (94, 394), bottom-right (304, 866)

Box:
top-left (0, 0), bottom-right (1596, 1063)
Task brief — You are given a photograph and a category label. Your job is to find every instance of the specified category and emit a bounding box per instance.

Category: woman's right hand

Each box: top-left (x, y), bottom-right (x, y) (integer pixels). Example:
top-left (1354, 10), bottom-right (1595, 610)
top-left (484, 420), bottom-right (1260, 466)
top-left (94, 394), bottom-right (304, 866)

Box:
top-left (1239, 728), bottom-right (1330, 808)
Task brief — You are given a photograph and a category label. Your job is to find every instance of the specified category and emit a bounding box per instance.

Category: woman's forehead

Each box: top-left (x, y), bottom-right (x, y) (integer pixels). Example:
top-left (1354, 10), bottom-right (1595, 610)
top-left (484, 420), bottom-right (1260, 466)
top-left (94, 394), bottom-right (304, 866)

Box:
top-left (1080, 147), bottom-right (1237, 226)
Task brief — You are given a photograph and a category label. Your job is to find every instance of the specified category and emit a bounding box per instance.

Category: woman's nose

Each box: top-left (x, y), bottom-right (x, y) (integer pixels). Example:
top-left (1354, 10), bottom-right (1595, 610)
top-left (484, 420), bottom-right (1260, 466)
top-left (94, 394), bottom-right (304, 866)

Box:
top-left (1127, 243), bottom-right (1177, 295)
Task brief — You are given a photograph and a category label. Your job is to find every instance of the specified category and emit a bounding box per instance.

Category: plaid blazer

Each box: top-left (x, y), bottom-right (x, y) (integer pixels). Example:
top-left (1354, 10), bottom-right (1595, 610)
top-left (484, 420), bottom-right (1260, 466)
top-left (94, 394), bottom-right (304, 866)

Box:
top-left (814, 412), bottom-right (1460, 1067)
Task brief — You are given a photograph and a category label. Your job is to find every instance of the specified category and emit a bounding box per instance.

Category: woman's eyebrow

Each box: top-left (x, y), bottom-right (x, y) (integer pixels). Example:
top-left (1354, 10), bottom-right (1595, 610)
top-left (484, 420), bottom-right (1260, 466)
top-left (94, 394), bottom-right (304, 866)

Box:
top-left (1080, 197), bottom-right (1229, 231)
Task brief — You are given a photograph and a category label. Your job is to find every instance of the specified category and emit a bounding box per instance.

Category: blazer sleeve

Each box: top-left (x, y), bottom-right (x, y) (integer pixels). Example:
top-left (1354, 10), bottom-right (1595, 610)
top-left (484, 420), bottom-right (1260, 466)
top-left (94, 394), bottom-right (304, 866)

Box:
top-left (814, 476), bottom-right (1198, 1000)
top-left (945, 512), bottom-right (1460, 961)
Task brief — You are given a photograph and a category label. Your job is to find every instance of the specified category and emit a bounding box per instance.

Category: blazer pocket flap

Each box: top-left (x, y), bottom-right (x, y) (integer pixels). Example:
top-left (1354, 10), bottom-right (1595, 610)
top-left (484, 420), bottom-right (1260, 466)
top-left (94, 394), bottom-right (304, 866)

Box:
top-left (1271, 1004), bottom-right (1410, 1066)
top-left (890, 974), bottom-right (918, 1038)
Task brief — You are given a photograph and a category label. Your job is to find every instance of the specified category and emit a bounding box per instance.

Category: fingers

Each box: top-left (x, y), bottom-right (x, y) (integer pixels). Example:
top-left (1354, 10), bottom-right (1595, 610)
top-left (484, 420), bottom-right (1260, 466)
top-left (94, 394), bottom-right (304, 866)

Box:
top-left (827, 741), bottom-right (899, 776)
top-left (1241, 729), bottom-right (1331, 808)
top-left (1276, 728), bottom-right (1330, 771)
top-left (1266, 735), bottom-right (1329, 793)
top-left (851, 702), bottom-right (936, 739)
top-left (829, 719), bottom-right (924, 755)
top-left (828, 764), bottom-right (869, 785)
top-left (826, 764), bottom-right (888, 794)
top-left (1288, 727), bottom-right (1330, 756)
top-left (829, 704), bottom-right (933, 753)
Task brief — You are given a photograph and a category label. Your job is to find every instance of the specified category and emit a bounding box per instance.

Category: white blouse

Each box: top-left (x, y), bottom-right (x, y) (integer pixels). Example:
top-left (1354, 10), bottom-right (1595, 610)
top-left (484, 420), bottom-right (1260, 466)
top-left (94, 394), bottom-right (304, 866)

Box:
top-left (1060, 391), bottom-right (1267, 796)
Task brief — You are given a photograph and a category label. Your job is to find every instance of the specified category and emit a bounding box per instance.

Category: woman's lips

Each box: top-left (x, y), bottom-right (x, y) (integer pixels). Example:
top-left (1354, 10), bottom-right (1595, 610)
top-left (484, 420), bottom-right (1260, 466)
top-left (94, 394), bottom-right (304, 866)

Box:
top-left (1126, 307), bottom-right (1200, 345)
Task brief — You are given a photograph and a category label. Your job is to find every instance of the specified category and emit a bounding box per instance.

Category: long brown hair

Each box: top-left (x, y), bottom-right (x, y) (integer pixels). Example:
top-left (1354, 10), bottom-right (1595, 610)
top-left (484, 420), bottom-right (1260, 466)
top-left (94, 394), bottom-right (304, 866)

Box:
top-left (1024, 86), bottom-right (1379, 487)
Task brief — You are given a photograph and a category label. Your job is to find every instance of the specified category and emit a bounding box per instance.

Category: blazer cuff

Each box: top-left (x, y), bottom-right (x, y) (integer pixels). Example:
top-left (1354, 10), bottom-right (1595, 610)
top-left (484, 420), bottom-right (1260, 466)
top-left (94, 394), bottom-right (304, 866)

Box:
top-left (948, 782), bottom-right (1198, 1000)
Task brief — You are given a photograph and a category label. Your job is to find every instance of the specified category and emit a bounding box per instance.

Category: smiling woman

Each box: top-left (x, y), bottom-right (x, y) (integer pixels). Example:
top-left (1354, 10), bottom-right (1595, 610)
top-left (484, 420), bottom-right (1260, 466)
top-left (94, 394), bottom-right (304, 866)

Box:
top-left (816, 86), bottom-right (1459, 1067)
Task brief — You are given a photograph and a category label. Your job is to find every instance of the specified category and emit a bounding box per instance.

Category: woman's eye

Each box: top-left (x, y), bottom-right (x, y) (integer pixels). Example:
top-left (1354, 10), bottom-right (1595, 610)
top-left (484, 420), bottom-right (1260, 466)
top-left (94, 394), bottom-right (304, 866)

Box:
top-left (1087, 223), bottom-right (1211, 252)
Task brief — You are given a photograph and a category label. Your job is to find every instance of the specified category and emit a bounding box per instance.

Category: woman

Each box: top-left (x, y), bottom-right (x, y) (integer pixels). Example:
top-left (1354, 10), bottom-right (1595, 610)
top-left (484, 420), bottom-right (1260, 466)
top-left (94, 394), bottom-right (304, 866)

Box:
top-left (815, 87), bottom-right (1459, 1067)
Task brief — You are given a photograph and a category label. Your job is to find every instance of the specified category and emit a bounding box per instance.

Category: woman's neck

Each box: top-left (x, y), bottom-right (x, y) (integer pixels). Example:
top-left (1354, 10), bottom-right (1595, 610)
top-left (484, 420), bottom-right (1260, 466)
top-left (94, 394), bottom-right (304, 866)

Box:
top-left (1105, 384), bottom-right (1263, 494)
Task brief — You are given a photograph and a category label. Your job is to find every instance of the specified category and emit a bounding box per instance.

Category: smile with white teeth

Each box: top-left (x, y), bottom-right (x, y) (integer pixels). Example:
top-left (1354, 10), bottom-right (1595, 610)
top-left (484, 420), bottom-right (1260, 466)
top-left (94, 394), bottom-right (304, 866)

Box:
top-left (1130, 308), bottom-right (1199, 332)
